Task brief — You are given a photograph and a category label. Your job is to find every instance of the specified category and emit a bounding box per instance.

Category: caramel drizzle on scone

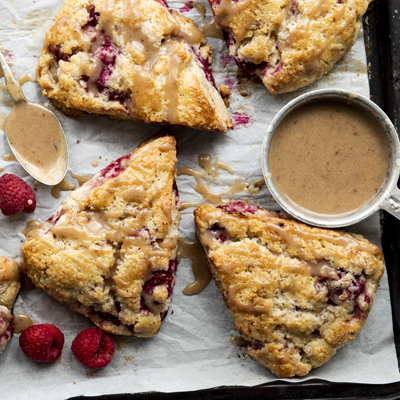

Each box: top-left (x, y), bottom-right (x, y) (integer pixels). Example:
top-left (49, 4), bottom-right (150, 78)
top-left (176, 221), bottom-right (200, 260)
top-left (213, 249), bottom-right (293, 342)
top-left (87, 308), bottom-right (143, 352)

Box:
top-left (21, 136), bottom-right (180, 337)
top-left (194, 203), bottom-right (384, 377)
top-left (211, 0), bottom-right (369, 93)
top-left (37, 0), bottom-right (232, 131)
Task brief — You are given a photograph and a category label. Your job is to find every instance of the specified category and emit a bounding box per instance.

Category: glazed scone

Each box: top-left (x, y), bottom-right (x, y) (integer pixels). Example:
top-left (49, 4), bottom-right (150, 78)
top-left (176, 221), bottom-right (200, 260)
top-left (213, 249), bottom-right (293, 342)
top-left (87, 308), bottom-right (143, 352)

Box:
top-left (0, 257), bottom-right (20, 352)
top-left (37, 0), bottom-right (232, 133)
top-left (209, 0), bottom-right (371, 94)
top-left (194, 202), bottom-right (384, 377)
top-left (21, 135), bottom-right (180, 337)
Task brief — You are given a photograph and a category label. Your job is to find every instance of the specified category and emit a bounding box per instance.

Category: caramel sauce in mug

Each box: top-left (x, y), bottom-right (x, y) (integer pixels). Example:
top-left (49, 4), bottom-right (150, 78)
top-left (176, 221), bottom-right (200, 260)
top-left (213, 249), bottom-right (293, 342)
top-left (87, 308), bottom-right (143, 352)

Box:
top-left (268, 101), bottom-right (388, 216)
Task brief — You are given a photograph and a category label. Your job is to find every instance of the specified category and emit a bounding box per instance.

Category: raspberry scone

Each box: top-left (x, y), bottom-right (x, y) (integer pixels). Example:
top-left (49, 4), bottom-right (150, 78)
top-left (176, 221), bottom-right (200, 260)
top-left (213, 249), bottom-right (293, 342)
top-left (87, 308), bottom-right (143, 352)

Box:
top-left (37, 0), bottom-right (232, 133)
top-left (194, 202), bottom-right (384, 377)
top-left (21, 135), bottom-right (180, 337)
top-left (0, 257), bottom-right (20, 353)
top-left (209, 0), bottom-right (371, 94)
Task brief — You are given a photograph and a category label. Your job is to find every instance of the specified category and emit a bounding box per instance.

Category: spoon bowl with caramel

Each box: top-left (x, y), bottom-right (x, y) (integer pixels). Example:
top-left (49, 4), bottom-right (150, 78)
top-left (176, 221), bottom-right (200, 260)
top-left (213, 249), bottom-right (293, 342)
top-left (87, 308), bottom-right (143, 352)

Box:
top-left (0, 47), bottom-right (68, 186)
top-left (262, 89), bottom-right (400, 228)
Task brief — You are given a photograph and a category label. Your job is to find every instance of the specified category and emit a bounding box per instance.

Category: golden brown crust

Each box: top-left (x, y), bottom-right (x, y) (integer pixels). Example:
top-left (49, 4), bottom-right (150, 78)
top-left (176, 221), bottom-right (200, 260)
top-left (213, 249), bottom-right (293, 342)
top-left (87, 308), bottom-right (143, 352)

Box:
top-left (219, 84), bottom-right (231, 108)
top-left (0, 257), bottom-right (20, 311)
top-left (210, 0), bottom-right (371, 94)
top-left (0, 257), bottom-right (20, 353)
top-left (194, 203), bottom-right (384, 377)
top-left (21, 135), bottom-right (180, 337)
top-left (37, 0), bottom-right (232, 132)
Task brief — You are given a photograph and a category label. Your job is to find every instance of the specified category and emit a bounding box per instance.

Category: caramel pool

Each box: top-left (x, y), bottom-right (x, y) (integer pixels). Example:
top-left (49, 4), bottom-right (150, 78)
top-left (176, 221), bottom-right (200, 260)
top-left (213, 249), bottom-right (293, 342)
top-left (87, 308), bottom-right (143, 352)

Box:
top-left (268, 100), bottom-right (388, 216)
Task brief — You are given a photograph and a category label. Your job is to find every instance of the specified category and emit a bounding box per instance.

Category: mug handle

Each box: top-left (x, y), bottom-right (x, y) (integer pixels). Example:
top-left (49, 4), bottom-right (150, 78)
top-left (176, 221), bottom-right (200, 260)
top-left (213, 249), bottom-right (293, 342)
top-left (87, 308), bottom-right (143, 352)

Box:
top-left (380, 186), bottom-right (400, 220)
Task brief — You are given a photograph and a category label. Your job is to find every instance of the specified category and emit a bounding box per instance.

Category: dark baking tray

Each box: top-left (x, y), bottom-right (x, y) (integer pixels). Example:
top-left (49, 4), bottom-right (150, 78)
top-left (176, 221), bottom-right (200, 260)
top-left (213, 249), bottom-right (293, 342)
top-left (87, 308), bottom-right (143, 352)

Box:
top-left (70, 1), bottom-right (400, 399)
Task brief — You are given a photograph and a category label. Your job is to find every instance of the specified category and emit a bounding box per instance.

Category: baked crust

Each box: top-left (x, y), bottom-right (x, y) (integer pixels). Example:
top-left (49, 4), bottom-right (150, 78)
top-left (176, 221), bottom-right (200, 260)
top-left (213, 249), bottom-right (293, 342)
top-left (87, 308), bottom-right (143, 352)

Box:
top-left (194, 202), bottom-right (384, 377)
top-left (209, 0), bottom-right (371, 94)
top-left (36, 0), bottom-right (232, 132)
top-left (0, 257), bottom-right (20, 353)
top-left (21, 135), bottom-right (180, 337)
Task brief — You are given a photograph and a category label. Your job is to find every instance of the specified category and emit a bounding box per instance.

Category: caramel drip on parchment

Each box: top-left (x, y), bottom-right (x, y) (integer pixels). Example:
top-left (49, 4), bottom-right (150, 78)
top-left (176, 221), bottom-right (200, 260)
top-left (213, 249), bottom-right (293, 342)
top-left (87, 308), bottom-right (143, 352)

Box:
top-left (178, 236), bottom-right (211, 295)
top-left (178, 153), bottom-right (265, 210)
top-left (14, 314), bottom-right (35, 334)
top-left (191, 1), bottom-right (207, 16)
top-left (0, 72), bottom-right (36, 94)
top-left (200, 19), bottom-right (224, 39)
top-left (51, 178), bottom-right (76, 199)
top-left (71, 173), bottom-right (90, 187)
top-left (21, 219), bottom-right (42, 237)
top-left (2, 153), bottom-right (17, 162)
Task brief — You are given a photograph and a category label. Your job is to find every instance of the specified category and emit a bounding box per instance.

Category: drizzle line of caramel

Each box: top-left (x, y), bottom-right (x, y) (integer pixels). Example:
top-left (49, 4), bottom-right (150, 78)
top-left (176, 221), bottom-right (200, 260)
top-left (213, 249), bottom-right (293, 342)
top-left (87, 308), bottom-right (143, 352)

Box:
top-left (178, 236), bottom-right (211, 295)
top-left (51, 178), bottom-right (76, 199)
top-left (2, 153), bottom-right (17, 162)
top-left (178, 153), bottom-right (265, 210)
top-left (71, 173), bottom-right (90, 187)
top-left (13, 314), bottom-right (35, 334)
top-left (21, 219), bottom-right (42, 237)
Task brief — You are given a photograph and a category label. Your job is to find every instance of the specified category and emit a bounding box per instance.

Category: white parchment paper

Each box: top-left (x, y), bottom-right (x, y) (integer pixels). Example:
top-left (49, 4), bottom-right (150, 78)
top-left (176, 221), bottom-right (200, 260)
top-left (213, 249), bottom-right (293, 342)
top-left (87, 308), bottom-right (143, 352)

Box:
top-left (0, 0), bottom-right (399, 398)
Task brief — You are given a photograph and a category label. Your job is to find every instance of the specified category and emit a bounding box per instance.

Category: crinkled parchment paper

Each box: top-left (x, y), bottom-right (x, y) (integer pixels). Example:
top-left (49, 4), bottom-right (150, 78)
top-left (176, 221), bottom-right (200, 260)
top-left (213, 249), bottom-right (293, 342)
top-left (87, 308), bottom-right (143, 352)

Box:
top-left (0, 0), bottom-right (399, 398)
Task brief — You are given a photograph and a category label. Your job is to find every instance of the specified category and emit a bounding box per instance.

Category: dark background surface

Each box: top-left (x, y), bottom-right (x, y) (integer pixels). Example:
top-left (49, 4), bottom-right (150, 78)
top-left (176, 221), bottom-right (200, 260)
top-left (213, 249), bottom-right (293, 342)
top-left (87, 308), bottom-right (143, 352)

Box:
top-left (70, 1), bottom-right (400, 398)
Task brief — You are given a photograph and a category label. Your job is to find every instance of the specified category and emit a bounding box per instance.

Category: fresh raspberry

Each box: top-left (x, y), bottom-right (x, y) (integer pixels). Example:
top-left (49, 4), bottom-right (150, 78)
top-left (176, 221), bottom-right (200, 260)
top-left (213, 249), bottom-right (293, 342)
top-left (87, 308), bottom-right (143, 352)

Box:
top-left (71, 327), bottom-right (115, 369)
top-left (19, 324), bottom-right (64, 362)
top-left (0, 174), bottom-right (36, 216)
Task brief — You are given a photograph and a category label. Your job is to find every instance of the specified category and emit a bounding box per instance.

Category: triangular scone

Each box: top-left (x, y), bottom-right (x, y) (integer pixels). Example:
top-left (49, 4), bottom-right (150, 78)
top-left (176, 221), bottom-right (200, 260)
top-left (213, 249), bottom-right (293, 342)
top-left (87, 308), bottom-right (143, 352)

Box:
top-left (209, 0), bottom-right (371, 94)
top-left (21, 136), bottom-right (180, 337)
top-left (0, 257), bottom-right (20, 353)
top-left (36, 0), bottom-right (232, 133)
top-left (194, 202), bottom-right (384, 377)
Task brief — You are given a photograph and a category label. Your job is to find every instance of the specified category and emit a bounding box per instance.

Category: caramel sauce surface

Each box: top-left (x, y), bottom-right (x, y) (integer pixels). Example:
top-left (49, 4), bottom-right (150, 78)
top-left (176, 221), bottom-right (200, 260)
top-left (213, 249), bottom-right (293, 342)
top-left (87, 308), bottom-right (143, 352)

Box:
top-left (269, 101), bottom-right (388, 215)
top-left (5, 102), bottom-right (66, 185)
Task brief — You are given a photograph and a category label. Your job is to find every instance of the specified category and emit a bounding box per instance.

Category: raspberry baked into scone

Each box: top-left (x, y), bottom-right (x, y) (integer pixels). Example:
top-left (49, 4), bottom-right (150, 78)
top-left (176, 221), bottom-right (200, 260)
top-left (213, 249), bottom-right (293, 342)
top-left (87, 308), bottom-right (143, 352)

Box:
top-left (21, 135), bottom-right (180, 337)
top-left (0, 257), bottom-right (20, 353)
top-left (209, 0), bottom-right (371, 94)
top-left (194, 202), bottom-right (384, 377)
top-left (37, 0), bottom-right (232, 132)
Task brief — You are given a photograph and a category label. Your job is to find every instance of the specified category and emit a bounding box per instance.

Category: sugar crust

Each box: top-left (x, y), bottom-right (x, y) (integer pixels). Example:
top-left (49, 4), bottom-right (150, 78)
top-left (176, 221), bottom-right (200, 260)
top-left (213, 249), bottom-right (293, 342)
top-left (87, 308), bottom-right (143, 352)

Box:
top-left (21, 135), bottom-right (180, 337)
top-left (194, 204), bottom-right (384, 377)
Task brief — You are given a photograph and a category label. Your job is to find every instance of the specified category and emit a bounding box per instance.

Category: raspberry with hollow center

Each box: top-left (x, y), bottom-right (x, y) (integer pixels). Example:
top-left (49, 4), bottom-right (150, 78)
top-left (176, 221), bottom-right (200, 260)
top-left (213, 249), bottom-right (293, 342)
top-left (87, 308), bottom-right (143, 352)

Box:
top-left (19, 324), bottom-right (64, 362)
top-left (71, 327), bottom-right (115, 369)
top-left (0, 173), bottom-right (36, 216)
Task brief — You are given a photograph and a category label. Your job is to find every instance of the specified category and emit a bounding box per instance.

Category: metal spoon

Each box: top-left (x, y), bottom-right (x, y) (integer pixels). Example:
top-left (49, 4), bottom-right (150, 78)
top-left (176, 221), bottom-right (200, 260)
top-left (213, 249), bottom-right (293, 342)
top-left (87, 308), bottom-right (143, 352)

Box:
top-left (0, 46), bottom-right (68, 186)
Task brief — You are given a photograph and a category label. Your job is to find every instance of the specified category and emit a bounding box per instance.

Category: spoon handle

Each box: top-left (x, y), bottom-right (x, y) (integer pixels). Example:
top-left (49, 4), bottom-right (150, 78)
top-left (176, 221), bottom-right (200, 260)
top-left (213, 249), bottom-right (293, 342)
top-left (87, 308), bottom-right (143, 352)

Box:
top-left (0, 45), bottom-right (26, 103)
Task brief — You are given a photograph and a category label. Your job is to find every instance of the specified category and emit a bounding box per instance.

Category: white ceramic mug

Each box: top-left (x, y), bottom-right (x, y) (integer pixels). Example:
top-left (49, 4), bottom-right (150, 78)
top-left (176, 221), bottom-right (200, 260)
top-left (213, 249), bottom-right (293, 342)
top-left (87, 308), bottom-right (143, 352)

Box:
top-left (262, 88), bottom-right (400, 228)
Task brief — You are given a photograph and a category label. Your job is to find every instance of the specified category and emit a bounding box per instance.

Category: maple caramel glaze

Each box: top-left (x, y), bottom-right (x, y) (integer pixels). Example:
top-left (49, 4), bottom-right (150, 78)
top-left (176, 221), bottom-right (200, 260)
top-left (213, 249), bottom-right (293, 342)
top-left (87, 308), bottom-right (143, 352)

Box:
top-left (2, 152), bottom-right (17, 162)
top-left (21, 219), bottom-right (42, 237)
top-left (51, 178), bottom-right (76, 198)
top-left (71, 173), bottom-right (90, 186)
top-left (97, 0), bottom-right (204, 124)
top-left (178, 236), bottom-right (211, 295)
top-left (213, 0), bottom-right (255, 46)
top-left (179, 153), bottom-right (264, 210)
top-left (268, 101), bottom-right (388, 216)
top-left (201, 20), bottom-right (224, 40)
top-left (5, 102), bottom-right (66, 185)
top-left (13, 314), bottom-right (35, 334)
